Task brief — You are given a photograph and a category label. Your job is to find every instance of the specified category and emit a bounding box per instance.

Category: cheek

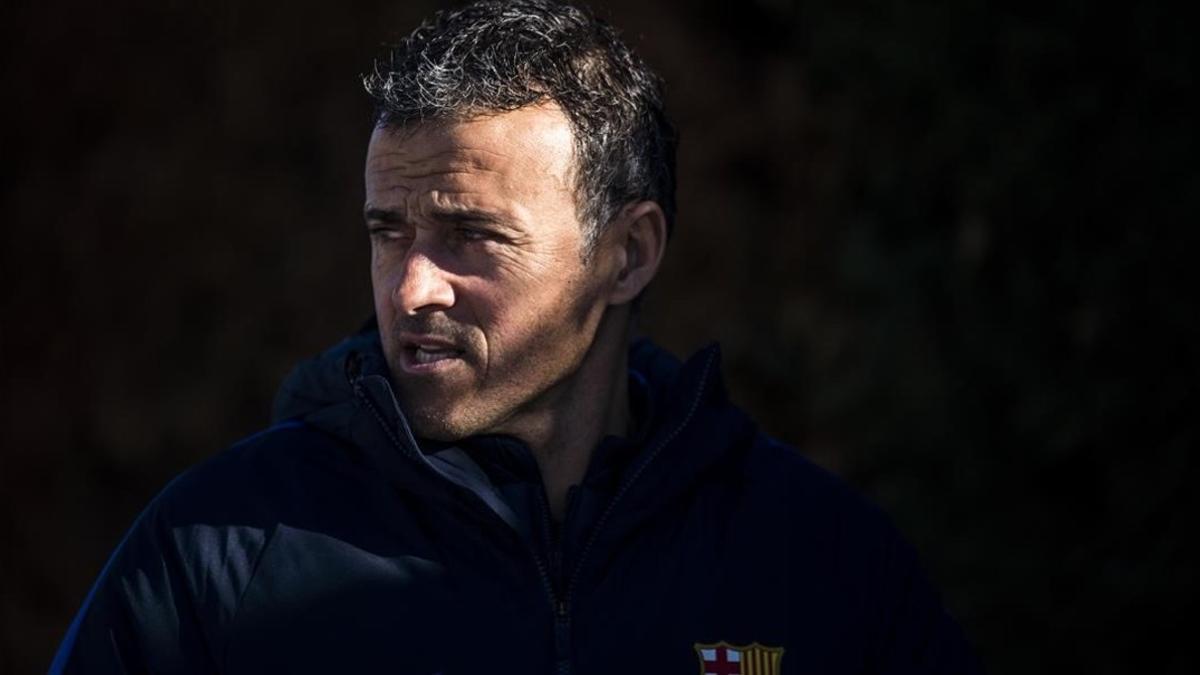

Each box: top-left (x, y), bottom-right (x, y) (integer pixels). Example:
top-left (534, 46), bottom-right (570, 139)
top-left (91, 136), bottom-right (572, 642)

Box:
top-left (370, 262), bottom-right (387, 304)
top-left (370, 244), bottom-right (407, 290)
top-left (479, 272), bottom-right (593, 348)
top-left (488, 245), bottom-right (559, 283)
top-left (370, 257), bottom-right (401, 320)
top-left (453, 280), bottom-right (531, 353)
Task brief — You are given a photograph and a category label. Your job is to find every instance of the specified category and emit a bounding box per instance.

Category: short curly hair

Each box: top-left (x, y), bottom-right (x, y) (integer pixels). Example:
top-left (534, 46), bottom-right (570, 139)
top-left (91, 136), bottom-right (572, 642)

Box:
top-left (362, 0), bottom-right (676, 254)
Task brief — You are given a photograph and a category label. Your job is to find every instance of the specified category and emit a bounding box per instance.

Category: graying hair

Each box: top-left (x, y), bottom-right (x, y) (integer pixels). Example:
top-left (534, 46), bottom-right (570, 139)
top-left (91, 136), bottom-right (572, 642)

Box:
top-left (362, 0), bottom-right (676, 254)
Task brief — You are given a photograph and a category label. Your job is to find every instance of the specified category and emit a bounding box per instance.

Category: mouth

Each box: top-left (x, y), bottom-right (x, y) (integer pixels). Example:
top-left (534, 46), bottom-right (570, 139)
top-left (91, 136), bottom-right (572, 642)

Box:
top-left (398, 335), bottom-right (467, 373)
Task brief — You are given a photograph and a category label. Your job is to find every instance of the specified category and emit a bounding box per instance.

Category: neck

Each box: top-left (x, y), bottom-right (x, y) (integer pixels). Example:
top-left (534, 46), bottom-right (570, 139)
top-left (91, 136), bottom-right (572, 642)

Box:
top-left (511, 307), bottom-right (632, 522)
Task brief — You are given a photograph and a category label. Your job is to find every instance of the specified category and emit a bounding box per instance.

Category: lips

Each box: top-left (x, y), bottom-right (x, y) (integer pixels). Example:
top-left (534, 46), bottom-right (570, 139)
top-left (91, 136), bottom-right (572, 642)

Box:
top-left (409, 345), bottom-right (462, 364)
top-left (397, 333), bottom-right (466, 372)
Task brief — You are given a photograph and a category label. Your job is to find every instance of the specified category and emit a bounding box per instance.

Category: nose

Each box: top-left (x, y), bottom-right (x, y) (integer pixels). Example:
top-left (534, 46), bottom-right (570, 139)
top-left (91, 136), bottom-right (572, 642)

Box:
top-left (393, 249), bottom-right (456, 315)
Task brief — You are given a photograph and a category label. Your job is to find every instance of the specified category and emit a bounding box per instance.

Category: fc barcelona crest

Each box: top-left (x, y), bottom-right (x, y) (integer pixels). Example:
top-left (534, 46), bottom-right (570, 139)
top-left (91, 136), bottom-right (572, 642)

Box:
top-left (694, 641), bottom-right (785, 675)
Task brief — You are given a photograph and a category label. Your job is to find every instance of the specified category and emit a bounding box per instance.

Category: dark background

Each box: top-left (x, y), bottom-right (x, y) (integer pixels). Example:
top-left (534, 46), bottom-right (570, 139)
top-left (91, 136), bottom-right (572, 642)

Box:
top-left (2, 0), bottom-right (1196, 672)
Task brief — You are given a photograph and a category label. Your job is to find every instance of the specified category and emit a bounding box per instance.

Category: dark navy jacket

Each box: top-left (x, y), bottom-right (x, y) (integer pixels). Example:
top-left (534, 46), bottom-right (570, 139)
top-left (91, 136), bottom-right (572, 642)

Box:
top-left (52, 328), bottom-right (979, 674)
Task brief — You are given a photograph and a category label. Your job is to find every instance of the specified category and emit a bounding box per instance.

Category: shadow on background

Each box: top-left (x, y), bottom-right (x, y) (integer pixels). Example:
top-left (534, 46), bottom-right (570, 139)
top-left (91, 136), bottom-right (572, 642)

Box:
top-left (1, 0), bottom-right (1196, 672)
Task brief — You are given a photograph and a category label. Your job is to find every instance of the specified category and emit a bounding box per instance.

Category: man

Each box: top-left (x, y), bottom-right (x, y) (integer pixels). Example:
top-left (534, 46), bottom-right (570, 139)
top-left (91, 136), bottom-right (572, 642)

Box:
top-left (52, 1), bottom-right (979, 673)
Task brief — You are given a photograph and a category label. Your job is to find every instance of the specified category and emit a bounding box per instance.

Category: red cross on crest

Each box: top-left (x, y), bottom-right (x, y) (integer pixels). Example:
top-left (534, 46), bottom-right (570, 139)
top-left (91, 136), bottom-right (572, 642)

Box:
top-left (693, 641), bottom-right (785, 675)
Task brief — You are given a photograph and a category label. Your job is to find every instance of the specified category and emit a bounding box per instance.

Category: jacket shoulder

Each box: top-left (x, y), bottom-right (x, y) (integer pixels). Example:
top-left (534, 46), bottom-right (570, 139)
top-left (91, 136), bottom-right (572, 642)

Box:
top-left (741, 433), bottom-right (884, 524)
top-left (732, 433), bottom-right (980, 674)
top-left (156, 420), bottom-right (361, 523)
top-left (50, 421), bottom-right (367, 673)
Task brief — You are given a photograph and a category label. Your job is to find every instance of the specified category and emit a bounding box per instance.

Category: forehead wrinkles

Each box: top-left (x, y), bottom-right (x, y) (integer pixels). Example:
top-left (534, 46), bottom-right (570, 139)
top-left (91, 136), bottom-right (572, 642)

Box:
top-left (365, 108), bottom-right (580, 218)
top-left (366, 148), bottom-right (506, 218)
top-left (368, 152), bottom-right (572, 216)
top-left (366, 146), bottom-right (505, 181)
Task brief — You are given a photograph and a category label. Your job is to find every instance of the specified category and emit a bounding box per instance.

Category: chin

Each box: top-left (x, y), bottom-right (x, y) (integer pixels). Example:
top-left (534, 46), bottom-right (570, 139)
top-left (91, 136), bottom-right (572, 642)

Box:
top-left (403, 405), bottom-right (483, 443)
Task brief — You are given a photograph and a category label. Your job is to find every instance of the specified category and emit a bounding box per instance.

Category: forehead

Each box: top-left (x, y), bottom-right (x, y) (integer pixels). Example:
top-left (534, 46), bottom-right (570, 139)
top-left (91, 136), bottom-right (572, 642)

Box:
top-left (365, 104), bottom-right (577, 204)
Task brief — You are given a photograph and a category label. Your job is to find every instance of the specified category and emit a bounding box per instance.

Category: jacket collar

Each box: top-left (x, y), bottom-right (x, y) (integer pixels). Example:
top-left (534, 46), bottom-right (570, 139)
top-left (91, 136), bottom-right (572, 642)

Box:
top-left (270, 319), bottom-right (753, 530)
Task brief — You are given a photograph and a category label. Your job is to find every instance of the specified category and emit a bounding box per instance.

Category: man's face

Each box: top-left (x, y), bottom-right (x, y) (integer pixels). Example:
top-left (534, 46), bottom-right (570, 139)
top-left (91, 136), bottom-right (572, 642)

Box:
top-left (364, 104), bottom-right (615, 441)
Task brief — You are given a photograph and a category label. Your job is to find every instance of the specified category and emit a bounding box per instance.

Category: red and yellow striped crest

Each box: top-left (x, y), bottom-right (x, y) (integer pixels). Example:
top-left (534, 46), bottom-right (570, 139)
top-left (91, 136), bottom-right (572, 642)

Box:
top-left (693, 641), bottom-right (785, 675)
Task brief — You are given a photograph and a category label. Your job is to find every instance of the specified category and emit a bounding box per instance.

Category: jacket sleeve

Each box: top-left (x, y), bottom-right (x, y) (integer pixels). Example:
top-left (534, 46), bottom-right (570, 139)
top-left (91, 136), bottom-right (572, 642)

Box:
top-left (871, 532), bottom-right (983, 675)
top-left (48, 496), bottom-right (218, 675)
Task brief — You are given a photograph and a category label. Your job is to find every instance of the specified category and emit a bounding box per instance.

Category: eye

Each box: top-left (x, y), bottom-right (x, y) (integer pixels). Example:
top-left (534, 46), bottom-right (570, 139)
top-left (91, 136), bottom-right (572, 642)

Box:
top-left (368, 226), bottom-right (411, 244)
top-left (454, 226), bottom-right (492, 243)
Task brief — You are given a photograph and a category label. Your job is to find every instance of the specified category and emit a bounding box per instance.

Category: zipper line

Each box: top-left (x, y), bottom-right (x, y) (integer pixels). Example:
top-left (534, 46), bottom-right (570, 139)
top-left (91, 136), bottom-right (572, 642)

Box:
top-left (353, 381), bottom-right (418, 458)
top-left (351, 349), bottom-right (717, 675)
top-left (563, 348), bottom-right (716, 610)
top-left (353, 375), bottom-right (562, 631)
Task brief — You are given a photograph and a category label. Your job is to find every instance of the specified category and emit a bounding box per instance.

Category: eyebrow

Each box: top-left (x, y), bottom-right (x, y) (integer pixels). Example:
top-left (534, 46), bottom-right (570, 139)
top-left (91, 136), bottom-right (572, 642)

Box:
top-left (363, 206), bottom-right (405, 223)
top-left (363, 206), bottom-right (513, 228)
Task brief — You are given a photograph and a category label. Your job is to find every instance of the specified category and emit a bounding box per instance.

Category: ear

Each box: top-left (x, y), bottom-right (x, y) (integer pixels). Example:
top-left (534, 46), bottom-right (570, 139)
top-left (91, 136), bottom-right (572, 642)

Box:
top-left (606, 200), bottom-right (668, 306)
